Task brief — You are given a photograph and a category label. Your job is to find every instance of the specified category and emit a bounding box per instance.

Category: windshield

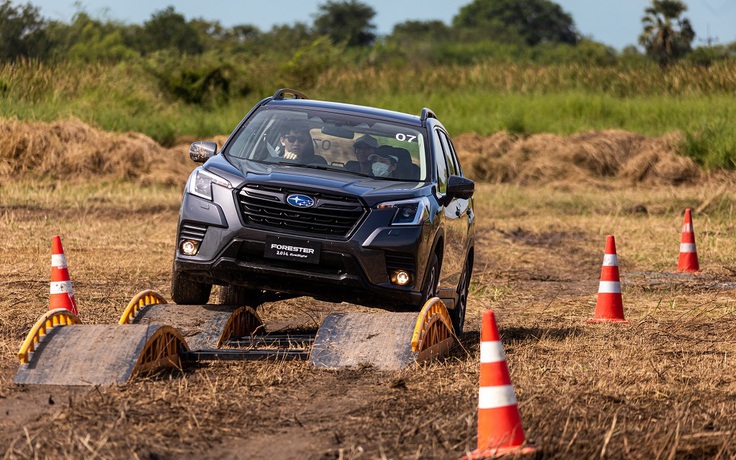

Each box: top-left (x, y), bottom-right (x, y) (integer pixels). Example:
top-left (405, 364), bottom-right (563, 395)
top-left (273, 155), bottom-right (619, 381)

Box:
top-left (222, 107), bottom-right (428, 182)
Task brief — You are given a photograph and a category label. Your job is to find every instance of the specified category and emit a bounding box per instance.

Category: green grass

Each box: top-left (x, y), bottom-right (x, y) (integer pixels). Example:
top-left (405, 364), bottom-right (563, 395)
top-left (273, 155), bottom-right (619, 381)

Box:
top-left (362, 91), bottom-right (734, 137)
top-left (1, 60), bottom-right (735, 166)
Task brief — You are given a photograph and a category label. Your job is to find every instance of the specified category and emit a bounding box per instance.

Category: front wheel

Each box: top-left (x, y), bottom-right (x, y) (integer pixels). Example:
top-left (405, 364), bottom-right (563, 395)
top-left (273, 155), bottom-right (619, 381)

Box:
top-left (171, 267), bottom-right (212, 305)
top-left (420, 253), bottom-right (439, 306)
top-left (450, 256), bottom-right (472, 335)
top-left (218, 285), bottom-right (263, 307)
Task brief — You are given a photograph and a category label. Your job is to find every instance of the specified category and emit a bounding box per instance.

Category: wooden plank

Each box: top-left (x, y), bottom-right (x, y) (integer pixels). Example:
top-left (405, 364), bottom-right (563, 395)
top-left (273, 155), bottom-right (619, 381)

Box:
top-left (132, 304), bottom-right (237, 350)
top-left (309, 312), bottom-right (418, 371)
top-left (14, 324), bottom-right (164, 386)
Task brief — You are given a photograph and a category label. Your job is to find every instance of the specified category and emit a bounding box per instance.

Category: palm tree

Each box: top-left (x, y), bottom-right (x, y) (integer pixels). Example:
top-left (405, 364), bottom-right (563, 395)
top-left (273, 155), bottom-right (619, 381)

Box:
top-left (639, 0), bottom-right (695, 68)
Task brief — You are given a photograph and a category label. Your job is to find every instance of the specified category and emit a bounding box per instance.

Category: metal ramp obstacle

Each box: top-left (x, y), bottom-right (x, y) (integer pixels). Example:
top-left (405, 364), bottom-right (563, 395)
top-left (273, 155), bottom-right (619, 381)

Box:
top-left (15, 291), bottom-right (457, 386)
top-left (15, 308), bottom-right (187, 386)
top-left (310, 297), bottom-right (456, 370)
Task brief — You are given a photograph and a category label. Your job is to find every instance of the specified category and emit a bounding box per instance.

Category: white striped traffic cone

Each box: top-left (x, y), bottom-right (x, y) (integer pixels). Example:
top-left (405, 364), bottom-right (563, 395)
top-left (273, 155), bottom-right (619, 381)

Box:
top-left (677, 208), bottom-right (699, 272)
top-left (50, 235), bottom-right (79, 316)
top-left (463, 310), bottom-right (537, 459)
top-left (588, 235), bottom-right (628, 324)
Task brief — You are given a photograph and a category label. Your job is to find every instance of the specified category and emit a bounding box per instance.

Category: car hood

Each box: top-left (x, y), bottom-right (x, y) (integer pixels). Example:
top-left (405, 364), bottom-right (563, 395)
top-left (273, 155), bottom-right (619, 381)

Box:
top-left (203, 155), bottom-right (431, 205)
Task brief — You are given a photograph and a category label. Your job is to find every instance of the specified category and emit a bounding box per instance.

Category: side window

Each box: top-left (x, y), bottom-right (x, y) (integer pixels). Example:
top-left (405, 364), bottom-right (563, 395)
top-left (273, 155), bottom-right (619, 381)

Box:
top-left (437, 130), bottom-right (458, 177)
top-left (445, 135), bottom-right (463, 177)
top-left (433, 129), bottom-right (449, 194)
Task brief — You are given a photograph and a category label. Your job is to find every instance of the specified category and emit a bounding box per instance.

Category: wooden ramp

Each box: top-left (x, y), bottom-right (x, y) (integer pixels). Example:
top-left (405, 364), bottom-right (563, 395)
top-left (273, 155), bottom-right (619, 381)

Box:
top-left (310, 312), bottom-right (417, 370)
top-left (129, 304), bottom-right (261, 350)
top-left (14, 322), bottom-right (187, 386)
top-left (14, 293), bottom-right (456, 385)
top-left (118, 290), bottom-right (263, 351)
top-left (310, 297), bottom-right (456, 370)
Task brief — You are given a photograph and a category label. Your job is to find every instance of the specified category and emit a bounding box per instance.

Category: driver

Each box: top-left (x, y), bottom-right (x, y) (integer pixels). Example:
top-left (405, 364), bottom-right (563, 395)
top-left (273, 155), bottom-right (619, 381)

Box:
top-left (279, 124), bottom-right (326, 164)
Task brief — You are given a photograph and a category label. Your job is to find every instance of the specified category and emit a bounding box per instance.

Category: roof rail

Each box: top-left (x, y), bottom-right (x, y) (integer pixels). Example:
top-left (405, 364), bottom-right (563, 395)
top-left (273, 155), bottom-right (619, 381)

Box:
top-left (420, 108), bottom-right (436, 123)
top-left (272, 88), bottom-right (309, 100)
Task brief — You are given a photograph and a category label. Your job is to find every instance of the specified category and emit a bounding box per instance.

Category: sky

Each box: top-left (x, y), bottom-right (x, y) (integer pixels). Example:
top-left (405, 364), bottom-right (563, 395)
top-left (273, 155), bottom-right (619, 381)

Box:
top-left (20, 0), bottom-right (736, 51)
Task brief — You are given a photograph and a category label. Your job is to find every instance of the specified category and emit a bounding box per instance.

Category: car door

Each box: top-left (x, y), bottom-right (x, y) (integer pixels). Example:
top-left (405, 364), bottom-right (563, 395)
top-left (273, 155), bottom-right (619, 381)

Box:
top-left (434, 128), bottom-right (472, 303)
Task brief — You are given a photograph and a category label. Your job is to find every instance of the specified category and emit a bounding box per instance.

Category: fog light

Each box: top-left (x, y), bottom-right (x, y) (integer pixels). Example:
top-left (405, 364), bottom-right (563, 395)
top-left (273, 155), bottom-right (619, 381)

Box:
top-left (394, 270), bottom-right (411, 286)
top-left (180, 240), bottom-right (199, 255)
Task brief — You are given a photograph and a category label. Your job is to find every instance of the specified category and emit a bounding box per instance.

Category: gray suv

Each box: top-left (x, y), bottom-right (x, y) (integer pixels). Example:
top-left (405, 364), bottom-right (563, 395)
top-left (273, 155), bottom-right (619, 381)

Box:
top-left (171, 89), bottom-right (475, 332)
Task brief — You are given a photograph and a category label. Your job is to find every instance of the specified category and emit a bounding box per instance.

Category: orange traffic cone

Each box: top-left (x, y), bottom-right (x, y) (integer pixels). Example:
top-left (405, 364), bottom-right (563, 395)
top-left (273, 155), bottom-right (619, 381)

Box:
top-left (677, 208), bottom-right (699, 272)
top-left (50, 235), bottom-right (79, 316)
top-left (463, 311), bottom-right (537, 459)
top-left (588, 235), bottom-right (628, 324)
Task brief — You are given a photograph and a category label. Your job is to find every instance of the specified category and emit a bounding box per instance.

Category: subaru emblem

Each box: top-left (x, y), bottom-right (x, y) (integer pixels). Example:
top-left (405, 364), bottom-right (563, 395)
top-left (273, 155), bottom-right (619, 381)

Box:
top-left (286, 194), bottom-right (315, 208)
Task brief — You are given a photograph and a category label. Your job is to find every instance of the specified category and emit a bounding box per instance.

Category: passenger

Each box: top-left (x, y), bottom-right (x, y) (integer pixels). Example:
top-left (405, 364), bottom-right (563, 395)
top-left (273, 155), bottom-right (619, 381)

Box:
top-left (279, 124), bottom-right (326, 164)
top-left (368, 146), bottom-right (400, 178)
top-left (346, 134), bottom-right (379, 174)
top-left (391, 147), bottom-right (420, 180)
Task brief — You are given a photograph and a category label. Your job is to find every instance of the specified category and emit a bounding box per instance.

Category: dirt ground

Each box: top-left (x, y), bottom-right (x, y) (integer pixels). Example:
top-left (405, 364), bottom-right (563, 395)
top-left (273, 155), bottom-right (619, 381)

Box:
top-left (2, 122), bottom-right (736, 459)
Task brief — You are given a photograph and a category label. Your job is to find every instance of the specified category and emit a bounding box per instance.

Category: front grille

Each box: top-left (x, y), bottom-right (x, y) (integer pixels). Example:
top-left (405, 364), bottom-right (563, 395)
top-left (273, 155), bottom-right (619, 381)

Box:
top-left (238, 184), bottom-right (365, 238)
top-left (179, 222), bottom-right (208, 243)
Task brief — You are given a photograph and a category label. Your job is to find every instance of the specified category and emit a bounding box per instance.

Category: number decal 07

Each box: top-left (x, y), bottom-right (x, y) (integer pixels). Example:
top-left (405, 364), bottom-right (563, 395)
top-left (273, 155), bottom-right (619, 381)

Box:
top-left (395, 133), bottom-right (417, 142)
top-left (312, 138), bottom-right (332, 150)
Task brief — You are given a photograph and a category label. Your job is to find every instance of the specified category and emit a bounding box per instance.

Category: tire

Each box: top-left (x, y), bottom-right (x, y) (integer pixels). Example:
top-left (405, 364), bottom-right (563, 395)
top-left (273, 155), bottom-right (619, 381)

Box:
top-left (420, 253), bottom-right (439, 306)
top-left (450, 256), bottom-right (472, 335)
top-left (218, 285), bottom-right (263, 307)
top-left (171, 267), bottom-right (212, 305)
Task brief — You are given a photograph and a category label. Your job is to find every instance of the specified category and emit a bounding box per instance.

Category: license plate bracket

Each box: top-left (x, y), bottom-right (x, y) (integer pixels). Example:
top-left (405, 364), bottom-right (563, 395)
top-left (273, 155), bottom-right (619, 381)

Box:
top-left (264, 236), bottom-right (321, 265)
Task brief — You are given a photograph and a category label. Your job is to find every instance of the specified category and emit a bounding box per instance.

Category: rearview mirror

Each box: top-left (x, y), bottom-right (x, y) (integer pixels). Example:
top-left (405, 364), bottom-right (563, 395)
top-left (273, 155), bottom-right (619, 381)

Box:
top-left (321, 125), bottom-right (355, 139)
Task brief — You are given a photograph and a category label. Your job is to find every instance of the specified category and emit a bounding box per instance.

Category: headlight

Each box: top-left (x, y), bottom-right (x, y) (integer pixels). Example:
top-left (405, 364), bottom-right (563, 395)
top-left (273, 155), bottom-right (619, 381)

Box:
top-left (377, 197), bottom-right (430, 226)
top-left (187, 167), bottom-right (232, 201)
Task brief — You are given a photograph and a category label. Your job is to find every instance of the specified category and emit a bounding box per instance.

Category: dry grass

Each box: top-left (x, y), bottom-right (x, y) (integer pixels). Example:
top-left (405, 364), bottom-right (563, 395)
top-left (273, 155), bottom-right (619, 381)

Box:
top-left (2, 125), bottom-right (736, 458)
top-left (453, 130), bottom-right (702, 187)
top-left (0, 119), bottom-right (716, 189)
top-left (0, 118), bottom-right (229, 186)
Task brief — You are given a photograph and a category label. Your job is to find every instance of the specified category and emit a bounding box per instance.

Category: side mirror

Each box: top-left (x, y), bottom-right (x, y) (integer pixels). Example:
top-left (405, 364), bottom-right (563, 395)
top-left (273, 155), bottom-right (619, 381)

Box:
top-left (189, 141), bottom-right (218, 163)
top-left (446, 175), bottom-right (474, 200)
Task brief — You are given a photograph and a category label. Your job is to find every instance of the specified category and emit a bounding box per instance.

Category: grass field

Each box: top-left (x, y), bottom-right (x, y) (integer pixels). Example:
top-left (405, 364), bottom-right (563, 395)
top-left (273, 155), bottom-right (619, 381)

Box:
top-left (2, 60), bottom-right (736, 167)
top-left (2, 177), bottom-right (736, 458)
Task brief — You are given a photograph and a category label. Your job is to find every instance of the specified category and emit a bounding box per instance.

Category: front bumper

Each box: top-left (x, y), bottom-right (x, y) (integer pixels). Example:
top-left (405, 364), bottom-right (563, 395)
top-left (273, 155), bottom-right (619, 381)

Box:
top-left (174, 191), bottom-right (434, 309)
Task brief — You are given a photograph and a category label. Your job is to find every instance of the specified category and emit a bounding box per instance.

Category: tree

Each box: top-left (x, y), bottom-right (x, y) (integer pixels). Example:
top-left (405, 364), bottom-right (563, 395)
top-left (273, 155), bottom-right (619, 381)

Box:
top-left (390, 20), bottom-right (452, 43)
top-left (189, 18), bottom-right (227, 52)
top-left (452, 0), bottom-right (579, 46)
top-left (313, 0), bottom-right (376, 47)
top-left (0, 0), bottom-right (49, 60)
top-left (261, 23), bottom-right (314, 55)
top-left (47, 12), bottom-right (138, 62)
top-left (139, 6), bottom-right (204, 55)
top-left (228, 24), bottom-right (261, 44)
top-left (639, 0), bottom-right (695, 67)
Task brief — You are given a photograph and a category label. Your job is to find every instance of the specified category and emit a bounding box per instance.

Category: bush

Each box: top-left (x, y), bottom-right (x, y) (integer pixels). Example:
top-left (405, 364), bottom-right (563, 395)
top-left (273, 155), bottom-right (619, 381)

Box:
top-left (280, 36), bottom-right (346, 88)
top-left (681, 121), bottom-right (736, 168)
top-left (143, 51), bottom-right (234, 105)
top-left (687, 45), bottom-right (736, 67)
